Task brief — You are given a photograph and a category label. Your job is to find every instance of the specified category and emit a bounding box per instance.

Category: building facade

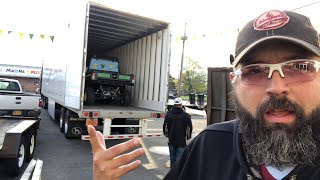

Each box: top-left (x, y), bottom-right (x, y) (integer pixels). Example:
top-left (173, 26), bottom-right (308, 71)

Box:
top-left (0, 64), bottom-right (41, 93)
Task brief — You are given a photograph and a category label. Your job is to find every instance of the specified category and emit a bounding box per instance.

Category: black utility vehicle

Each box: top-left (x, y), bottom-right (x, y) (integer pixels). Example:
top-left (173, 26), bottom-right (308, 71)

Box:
top-left (85, 57), bottom-right (134, 106)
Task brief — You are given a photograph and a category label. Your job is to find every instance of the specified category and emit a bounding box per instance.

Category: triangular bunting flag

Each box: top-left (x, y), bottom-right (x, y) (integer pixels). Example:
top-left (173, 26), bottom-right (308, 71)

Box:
top-left (8, 31), bottom-right (12, 34)
top-left (40, 34), bottom-right (45, 39)
top-left (19, 32), bottom-right (24, 39)
top-left (29, 34), bottom-right (34, 39)
top-left (50, 36), bottom-right (54, 42)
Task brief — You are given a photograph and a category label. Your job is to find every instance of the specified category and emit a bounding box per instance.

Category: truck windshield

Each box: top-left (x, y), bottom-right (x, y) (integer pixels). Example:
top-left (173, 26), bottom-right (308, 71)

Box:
top-left (88, 58), bottom-right (119, 72)
top-left (0, 81), bottom-right (20, 91)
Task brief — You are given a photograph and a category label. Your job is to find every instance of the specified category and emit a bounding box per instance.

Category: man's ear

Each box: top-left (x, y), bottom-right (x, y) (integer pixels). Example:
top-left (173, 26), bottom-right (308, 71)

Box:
top-left (229, 72), bottom-right (236, 83)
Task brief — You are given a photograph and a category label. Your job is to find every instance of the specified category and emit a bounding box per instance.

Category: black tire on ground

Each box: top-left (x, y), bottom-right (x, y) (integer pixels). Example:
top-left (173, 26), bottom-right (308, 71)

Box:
top-left (25, 129), bottom-right (36, 162)
top-left (85, 87), bottom-right (95, 105)
top-left (64, 110), bottom-right (71, 138)
top-left (42, 96), bottom-right (48, 109)
top-left (64, 110), bottom-right (83, 138)
top-left (120, 90), bottom-right (131, 107)
top-left (7, 137), bottom-right (26, 176)
top-left (59, 107), bottom-right (66, 133)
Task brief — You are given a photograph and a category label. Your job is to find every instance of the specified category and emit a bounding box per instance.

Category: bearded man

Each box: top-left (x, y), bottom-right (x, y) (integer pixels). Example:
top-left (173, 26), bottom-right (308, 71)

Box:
top-left (88, 10), bottom-right (320, 180)
top-left (164, 10), bottom-right (320, 180)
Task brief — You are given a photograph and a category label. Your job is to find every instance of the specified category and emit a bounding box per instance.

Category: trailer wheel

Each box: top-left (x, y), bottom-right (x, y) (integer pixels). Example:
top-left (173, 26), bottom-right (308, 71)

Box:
top-left (59, 107), bottom-right (66, 133)
top-left (85, 87), bottom-right (95, 105)
top-left (7, 137), bottom-right (26, 176)
top-left (42, 96), bottom-right (48, 109)
top-left (64, 110), bottom-right (83, 138)
top-left (26, 129), bottom-right (37, 162)
top-left (64, 110), bottom-right (72, 138)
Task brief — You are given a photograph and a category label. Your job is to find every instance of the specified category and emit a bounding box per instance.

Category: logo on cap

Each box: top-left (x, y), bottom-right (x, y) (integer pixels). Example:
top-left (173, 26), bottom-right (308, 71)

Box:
top-left (254, 10), bottom-right (289, 31)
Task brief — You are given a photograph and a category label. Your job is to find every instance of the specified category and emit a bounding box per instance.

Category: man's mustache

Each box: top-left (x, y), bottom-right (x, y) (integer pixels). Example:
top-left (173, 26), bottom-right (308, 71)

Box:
top-left (257, 96), bottom-right (304, 120)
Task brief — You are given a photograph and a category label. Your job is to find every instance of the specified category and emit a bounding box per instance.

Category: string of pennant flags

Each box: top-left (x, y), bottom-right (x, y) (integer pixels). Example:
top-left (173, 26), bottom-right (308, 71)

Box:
top-left (0, 29), bottom-right (55, 42)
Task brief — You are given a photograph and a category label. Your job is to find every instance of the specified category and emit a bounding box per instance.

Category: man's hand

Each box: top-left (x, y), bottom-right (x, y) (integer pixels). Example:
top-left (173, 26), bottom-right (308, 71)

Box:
top-left (88, 125), bottom-right (145, 180)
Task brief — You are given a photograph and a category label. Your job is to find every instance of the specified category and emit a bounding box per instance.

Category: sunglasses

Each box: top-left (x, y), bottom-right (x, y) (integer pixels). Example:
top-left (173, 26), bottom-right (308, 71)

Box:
top-left (233, 59), bottom-right (320, 86)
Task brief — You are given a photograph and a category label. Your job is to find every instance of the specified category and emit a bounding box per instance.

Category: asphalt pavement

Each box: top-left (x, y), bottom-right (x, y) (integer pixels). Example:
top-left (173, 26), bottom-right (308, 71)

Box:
top-left (0, 107), bottom-right (207, 180)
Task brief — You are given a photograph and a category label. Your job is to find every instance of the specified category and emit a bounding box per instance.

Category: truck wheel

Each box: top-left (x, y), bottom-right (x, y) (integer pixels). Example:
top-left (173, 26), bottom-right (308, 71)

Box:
top-left (59, 107), bottom-right (66, 133)
top-left (26, 129), bottom-right (37, 162)
top-left (42, 96), bottom-right (48, 109)
top-left (120, 90), bottom-right (131, 107)
top-left (7, 137), bottom-right (26, 176)
top-left (64, 111), bottom-right (70, 138)
top-left (85, 87), bottom-right (95, 105)
top-left (64, 110), bottom-right (83, 138)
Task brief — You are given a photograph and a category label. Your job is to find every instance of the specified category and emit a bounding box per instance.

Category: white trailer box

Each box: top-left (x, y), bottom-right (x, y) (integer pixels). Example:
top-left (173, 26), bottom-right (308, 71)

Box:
top-left (40, 0), bottom-right (170, 139)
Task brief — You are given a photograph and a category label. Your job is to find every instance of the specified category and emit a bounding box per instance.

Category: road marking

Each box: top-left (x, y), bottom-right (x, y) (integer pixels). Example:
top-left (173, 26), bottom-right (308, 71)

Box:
top-left (139, 139), bottom-right (159, 170)
top-left (149, 146), bottom-right (169, 155)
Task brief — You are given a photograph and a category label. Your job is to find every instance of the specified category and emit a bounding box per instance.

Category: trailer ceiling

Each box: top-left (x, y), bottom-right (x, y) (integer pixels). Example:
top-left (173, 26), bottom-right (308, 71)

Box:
top-left (87, 3), bottom-right (169, 56)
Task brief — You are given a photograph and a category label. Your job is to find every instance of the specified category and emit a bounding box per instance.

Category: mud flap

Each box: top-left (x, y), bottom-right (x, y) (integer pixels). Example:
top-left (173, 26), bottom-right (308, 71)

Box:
top-left (64, 111), bottom-right (87, 138)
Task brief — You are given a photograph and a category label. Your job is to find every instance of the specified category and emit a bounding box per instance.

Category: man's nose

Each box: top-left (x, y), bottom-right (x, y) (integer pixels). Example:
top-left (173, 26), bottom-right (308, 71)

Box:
top-left (265, 70), bottom-right (290, 96)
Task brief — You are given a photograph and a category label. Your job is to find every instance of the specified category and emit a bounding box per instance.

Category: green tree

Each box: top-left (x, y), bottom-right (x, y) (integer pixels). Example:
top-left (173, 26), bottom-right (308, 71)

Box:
top-left (168, 74), bottom-right (177, 91)
top-left (182, 57), bottom-right (207, 94)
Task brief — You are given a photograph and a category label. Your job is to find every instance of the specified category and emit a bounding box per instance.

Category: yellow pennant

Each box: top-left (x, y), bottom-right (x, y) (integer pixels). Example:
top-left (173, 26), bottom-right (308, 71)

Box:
top-left (19, 32), bottom-right (24, 39)
top-left (0, 29), bottom-right (3, 36)
top-left (40, 34), bottom-right (45, 39)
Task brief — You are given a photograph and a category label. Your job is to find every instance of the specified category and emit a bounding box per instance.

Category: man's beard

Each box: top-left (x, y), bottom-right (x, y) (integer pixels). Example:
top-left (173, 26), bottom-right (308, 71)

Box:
top-left (233, 94), bottom-right (320, 169)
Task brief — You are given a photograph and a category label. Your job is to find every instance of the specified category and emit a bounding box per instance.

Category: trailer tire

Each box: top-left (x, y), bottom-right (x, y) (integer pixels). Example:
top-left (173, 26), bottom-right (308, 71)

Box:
top-left (59, 107), bottom-right (66, 133)
top-left (64, 111), bottom-right (71, 138)
top-left (85, 87), bottom-right (95, 105)
top-left (26, 129), bottom-right (37, 162)
top-left (7, 137), bottom-right (26, 176)
top-left (64, 110), bottom-right (83, 138)
top-left (42, 96), bottom-right (48, 109)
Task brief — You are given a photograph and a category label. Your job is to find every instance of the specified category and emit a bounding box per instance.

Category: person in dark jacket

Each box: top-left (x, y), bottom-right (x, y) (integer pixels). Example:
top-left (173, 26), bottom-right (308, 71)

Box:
top-left (87, 10), bottom-right (320, 180)
top-left (163, 97), bottom-right (192, 168)
top-left (164, 10), bottom-right (320, 179)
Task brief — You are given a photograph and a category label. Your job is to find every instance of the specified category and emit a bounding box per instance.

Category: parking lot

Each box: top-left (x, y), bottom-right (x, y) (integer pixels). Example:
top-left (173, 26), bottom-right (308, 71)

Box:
top-left (0, 107), bottom-right (206, 180)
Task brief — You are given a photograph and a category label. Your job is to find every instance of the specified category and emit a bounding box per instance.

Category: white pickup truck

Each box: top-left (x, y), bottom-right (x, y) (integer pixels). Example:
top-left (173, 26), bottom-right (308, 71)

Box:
top-left (0, 78), bottom-right (41, 118)
top-left (0, 78), bottom-right (41, 177)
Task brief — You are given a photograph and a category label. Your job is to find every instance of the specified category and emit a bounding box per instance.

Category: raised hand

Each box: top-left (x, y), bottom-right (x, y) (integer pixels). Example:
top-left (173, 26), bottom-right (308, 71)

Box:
top-left (88, 125), bottom-right (145, 180)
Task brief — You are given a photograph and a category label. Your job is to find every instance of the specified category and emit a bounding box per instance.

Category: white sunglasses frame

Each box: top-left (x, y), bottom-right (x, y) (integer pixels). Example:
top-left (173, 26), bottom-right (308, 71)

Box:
top-left (234, 59), bottom-right (320, 79)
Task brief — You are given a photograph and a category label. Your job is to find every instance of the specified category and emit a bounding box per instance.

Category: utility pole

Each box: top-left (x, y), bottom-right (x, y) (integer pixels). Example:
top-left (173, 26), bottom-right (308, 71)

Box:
top-left (178, 22), bottom-right (187, 97)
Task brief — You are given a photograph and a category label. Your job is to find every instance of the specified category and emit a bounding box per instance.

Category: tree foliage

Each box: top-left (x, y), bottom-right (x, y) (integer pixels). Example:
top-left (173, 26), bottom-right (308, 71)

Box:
top-left (168, 74), bottom-right (178, 90)
top-left (182, 57), bottom-right (207, 94)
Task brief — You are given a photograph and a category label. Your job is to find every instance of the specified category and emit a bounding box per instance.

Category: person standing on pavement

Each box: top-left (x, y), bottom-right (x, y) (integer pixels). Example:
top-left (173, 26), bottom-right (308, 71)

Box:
top-left (163, 97), bottom-right (192, 168)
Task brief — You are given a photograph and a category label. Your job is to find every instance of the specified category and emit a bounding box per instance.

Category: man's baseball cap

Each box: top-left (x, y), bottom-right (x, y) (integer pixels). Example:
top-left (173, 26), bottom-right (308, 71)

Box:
top-left (232, 10), bottom-right (320, 67)
top-left (174, 98), bottom-right (183, 105)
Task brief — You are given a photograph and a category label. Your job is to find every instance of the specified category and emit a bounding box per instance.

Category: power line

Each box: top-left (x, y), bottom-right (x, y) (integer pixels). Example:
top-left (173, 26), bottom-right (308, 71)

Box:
top-left (291, 1), bottom-right (320, 11)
